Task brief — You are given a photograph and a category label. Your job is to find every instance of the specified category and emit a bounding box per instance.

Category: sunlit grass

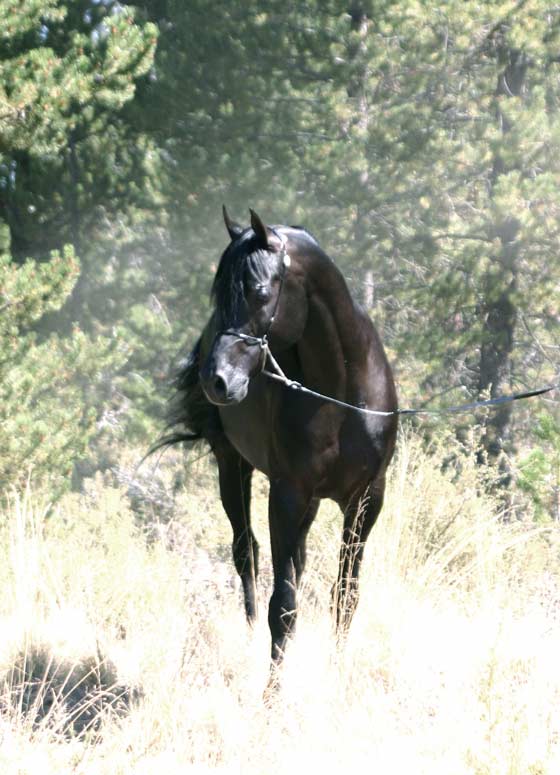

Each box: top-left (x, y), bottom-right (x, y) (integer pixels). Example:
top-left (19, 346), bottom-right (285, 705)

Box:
top-left (1, 431), bottom-right (559, 773)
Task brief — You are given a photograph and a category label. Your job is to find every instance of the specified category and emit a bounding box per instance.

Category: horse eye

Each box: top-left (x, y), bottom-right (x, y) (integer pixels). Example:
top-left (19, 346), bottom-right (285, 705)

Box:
top-left (254, 285), bottom-right (271, 304)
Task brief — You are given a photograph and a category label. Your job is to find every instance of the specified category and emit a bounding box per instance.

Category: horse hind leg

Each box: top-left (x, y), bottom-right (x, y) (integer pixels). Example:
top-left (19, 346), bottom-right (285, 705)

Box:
top-left (333, 480), bottom-right (386, 635)
top-left (215, 441), bottom-right (258, 624)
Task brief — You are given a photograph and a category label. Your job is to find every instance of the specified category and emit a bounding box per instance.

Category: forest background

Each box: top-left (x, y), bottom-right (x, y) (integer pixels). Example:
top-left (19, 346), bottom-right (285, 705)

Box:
top-left (1, 0), bottom-right (559, 514)
top-left (2, 2), bottom-right (560, 771)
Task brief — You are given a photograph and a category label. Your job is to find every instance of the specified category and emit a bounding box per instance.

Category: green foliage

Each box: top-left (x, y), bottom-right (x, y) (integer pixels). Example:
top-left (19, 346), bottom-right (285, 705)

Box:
top-left (518, 413), bottom-right (560, 521)
top-left (0, 1), bottom-right (157, 494)
top-left (129, 1), bottom-right (559, 399)
top-left (0, 244), bottom-right (77, 330)
top-left (1, 0), bottom-right (558, 517)
top-left (0, 0), bottom-right (157, 155)
top-left (0, 244), bottom-right (126, 494)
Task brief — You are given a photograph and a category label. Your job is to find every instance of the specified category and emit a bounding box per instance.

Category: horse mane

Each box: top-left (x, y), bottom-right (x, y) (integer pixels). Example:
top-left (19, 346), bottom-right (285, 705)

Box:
top-left (289, 225), bottom-right (319, 244)
top-left (211, 230), bottom-right (273, 324)
top-left (210, 220), bottom-right (320, 325)
top-left (150, 337), bottom-right (222, 454)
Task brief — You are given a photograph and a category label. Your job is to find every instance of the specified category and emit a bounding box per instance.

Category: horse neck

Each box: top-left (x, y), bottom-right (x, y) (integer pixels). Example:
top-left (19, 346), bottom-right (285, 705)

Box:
top-left (297, 252), bottom-right (370, 398)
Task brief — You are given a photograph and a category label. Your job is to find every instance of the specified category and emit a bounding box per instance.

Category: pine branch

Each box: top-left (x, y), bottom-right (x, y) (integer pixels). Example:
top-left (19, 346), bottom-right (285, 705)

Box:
top-left (433, 232), bottom-right (493, 243)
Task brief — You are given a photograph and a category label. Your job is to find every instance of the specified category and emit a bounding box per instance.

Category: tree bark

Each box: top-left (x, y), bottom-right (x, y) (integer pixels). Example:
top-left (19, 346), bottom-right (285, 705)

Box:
top-left (477, 45), bottom-right (527, 480)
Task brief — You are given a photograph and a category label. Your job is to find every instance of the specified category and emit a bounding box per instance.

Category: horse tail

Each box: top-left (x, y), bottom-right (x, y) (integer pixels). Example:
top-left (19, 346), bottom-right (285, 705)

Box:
top-left (149, 337), bottom-right (222, 455)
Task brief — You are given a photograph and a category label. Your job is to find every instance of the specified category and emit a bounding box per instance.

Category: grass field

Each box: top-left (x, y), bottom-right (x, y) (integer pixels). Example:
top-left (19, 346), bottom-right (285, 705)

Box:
top-left (1, 430), bottom-right (559, 774)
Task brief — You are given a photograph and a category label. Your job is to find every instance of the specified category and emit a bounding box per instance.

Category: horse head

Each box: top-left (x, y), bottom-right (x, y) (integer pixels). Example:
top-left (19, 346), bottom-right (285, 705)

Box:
top-left (199, 209), bottom-right (308, 406)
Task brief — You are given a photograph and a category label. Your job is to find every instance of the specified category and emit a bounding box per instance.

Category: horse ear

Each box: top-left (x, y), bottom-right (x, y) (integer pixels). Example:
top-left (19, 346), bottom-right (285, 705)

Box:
top-left (222, 205), bottom-right (243, 240)
top-left (249, 209), bottom-right (282, 252)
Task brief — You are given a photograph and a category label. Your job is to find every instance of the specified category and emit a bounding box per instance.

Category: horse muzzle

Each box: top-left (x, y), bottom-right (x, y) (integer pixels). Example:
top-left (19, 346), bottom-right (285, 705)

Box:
top-left (199, 367), bottom-right (249, 406)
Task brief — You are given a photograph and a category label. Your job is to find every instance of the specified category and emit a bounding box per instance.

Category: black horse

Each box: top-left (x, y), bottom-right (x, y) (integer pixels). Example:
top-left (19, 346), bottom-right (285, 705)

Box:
top-left (162, 208), bottom-right (398, 667)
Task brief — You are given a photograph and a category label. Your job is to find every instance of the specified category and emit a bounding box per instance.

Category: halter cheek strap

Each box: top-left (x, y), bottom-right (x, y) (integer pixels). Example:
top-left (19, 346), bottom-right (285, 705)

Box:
top-left (262, 246), bottom-right (290, 342)
top-left (217, 237), bottom-right (291, 352)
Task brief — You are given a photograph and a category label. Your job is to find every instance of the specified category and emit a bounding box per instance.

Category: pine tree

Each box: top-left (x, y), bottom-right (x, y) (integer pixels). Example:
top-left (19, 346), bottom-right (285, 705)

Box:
top-left (0, 232), bottom-right (123, 493)
top-left (275, 1), bottom-right (560, 470)
top-left (0, 0), bottom-right (157, 492)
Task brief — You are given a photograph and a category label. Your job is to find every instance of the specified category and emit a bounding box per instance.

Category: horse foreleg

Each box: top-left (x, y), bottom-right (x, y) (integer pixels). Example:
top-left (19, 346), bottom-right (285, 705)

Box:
top-left (334, 480), bottom-right (385, 634)
top-left (267, 483), bottom-right (318, 667)
top-left (215, 442), bottom-right (258, 624)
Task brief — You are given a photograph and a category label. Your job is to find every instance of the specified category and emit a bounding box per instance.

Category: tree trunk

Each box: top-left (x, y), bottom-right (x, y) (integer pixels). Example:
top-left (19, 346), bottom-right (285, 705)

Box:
top-left (477, 222), bottom-right (519, 476)
top-left (478, 46), bottom-right (527, 480)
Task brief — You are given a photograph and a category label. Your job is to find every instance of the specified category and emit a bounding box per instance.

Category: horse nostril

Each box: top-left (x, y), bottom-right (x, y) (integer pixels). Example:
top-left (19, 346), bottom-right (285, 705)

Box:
top-left (213, 374), bottom-right (227, 399)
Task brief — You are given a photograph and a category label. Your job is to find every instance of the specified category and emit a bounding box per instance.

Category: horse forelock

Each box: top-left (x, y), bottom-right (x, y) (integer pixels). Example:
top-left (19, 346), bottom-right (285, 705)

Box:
top-left (211, 234), bottom-right (275, 324)
top-left (210, 224), bottom-right (320, 325)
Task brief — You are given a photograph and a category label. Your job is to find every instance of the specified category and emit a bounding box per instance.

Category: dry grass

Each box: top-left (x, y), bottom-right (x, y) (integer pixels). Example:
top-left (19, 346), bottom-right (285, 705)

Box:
top-left (1, 430), bottom-right (559, 774)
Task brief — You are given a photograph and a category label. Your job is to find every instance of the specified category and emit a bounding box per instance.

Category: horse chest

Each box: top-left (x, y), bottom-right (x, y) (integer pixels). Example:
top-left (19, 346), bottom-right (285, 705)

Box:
top-left (219, 401), bottom-right (270, 472)
top-left (218, 390), bottom-right (343, 483)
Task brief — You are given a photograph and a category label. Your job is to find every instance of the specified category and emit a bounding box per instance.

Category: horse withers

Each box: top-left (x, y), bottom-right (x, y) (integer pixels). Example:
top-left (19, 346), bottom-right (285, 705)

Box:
top-left (162, 208), bottom-right (398, 668)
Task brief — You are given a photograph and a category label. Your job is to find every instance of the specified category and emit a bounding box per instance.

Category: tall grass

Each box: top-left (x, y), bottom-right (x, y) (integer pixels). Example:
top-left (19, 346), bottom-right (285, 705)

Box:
top-left (1, 431), bottom-right (559, 774)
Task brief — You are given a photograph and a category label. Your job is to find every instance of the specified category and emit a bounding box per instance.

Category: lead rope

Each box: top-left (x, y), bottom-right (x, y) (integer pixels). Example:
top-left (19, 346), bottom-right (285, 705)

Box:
top-left (261, 245), bottom-right (557, 417)
top-left (262, 355), bottom-right (556, 417)
top-left (221, 240), bottom-right (558, 417)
